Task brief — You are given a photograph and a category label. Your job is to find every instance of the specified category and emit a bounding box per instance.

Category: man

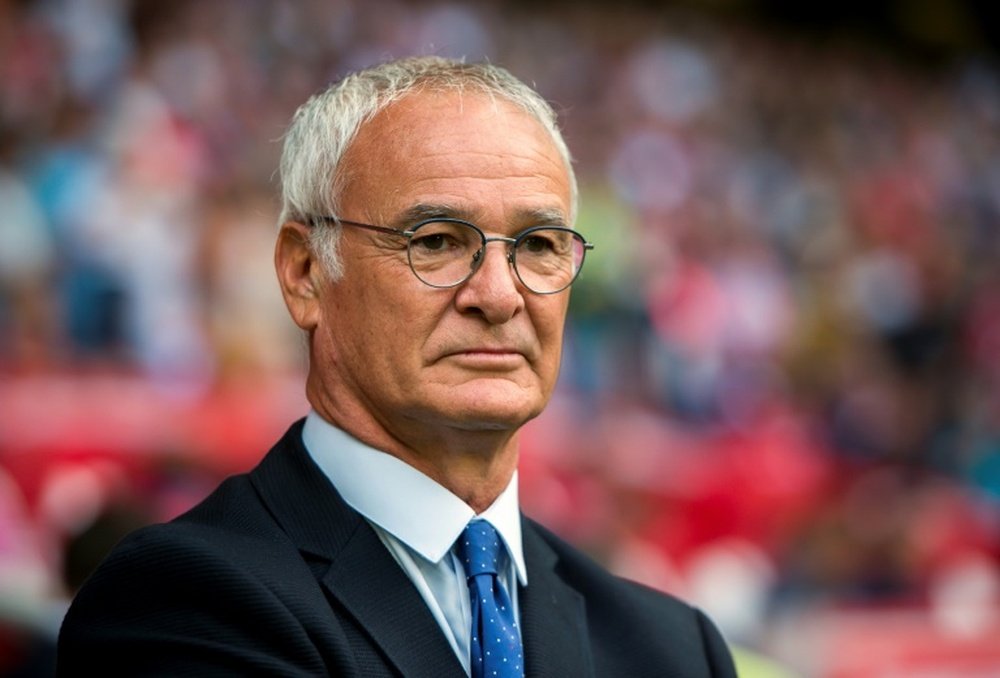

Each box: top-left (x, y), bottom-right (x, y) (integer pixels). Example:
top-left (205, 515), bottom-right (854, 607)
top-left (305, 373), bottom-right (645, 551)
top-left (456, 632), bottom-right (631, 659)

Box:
top-left (58, 57), bottom-right (736, 677)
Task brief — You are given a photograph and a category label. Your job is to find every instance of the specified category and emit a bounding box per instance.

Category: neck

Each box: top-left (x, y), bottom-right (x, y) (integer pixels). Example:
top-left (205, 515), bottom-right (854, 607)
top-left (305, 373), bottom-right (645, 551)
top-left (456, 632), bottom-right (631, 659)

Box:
top-left (307, 376), bottom-right (521, 514)
top-left (395, 431), bottom-right (520, 514)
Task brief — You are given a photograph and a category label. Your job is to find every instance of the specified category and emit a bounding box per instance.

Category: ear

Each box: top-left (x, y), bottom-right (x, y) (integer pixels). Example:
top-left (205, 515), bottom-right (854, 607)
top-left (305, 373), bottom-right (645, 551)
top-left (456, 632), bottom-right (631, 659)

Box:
top-left (275, 221), bottom-right (323, 331)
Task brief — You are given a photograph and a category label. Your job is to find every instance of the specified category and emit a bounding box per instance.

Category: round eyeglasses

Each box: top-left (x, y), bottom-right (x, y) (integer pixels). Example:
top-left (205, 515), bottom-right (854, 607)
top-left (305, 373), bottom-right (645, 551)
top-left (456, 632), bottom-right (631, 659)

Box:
top-left (310, 216), bottom-right (594, 295)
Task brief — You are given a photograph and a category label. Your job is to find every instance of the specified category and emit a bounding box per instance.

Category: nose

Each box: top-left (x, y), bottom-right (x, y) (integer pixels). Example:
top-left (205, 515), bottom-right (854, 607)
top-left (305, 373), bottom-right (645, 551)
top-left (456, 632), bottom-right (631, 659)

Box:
top-left (453, 240), bottom-right (525, 324)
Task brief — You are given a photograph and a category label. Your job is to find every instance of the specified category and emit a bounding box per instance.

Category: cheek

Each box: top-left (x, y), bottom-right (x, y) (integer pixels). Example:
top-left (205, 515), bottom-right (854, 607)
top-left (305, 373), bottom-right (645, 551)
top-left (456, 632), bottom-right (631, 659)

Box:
top-left (366, 283), bottom-right (451, 363)
top-left (532, 301), bottom-right (569, 365)
top-left (319, 276), bottom-right (385, 364)
top-left (537, 296), bottom-right (569, 337)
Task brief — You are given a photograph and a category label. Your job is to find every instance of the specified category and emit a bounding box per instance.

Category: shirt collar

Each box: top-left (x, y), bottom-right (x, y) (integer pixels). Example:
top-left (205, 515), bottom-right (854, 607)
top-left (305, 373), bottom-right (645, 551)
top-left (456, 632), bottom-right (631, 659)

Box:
top-left (302, 411), bottom-right (527, 585)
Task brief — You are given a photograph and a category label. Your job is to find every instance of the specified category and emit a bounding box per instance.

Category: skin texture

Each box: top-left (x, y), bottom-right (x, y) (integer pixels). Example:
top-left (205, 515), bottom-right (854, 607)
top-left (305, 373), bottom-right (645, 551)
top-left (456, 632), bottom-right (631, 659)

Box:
top-left (275, 90), bottom-right (573, 512)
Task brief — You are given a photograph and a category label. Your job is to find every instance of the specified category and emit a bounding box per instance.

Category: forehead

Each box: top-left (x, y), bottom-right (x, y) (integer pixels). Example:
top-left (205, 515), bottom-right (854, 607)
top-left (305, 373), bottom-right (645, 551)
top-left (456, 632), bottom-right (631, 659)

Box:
top-left (338, 90), bottom-right (572, 224)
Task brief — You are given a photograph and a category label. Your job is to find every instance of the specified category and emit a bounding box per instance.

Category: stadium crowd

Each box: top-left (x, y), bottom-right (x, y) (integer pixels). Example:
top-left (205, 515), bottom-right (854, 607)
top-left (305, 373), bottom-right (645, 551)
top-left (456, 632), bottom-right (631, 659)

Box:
top-left (1, 0), bottom-right (998, 674)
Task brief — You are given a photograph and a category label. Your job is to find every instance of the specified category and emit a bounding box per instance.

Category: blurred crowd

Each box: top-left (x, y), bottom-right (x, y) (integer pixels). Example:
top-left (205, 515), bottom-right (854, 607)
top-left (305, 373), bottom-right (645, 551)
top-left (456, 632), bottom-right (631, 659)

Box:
top-left (1, 0), bottom-right (999, 674)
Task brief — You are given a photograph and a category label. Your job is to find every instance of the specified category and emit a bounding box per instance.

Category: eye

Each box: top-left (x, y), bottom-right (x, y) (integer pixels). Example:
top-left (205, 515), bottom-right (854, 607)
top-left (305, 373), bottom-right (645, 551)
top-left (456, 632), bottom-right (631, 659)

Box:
top-left (518, 229), bottom-right (575, 257)
top-left (521, 234), bottom-right (555, 253)
top-left (409, 220), bottom-right (480, 257)
top-left (411, 233), bottom-right (449, 252)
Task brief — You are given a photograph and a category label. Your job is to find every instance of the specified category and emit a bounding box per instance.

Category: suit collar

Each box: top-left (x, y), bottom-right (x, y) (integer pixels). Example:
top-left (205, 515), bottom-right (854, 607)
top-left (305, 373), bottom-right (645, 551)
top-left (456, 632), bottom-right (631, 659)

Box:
top-left (249, 420), bottom-right (360, 559)
top-left (250, 422), bottom-right (595, 677)
top-left (520, 519), bottom-right (595, 678)
top-left (322, 519), bottom-right (466, 678)
top-left (249, 421), bottom-right (465, 678)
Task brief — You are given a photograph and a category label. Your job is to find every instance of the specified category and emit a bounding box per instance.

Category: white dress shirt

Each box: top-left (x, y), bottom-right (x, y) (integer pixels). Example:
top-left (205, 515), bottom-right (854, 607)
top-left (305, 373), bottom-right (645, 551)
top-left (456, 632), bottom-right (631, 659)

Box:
top-left (301, 411), bottom-right (527, 674)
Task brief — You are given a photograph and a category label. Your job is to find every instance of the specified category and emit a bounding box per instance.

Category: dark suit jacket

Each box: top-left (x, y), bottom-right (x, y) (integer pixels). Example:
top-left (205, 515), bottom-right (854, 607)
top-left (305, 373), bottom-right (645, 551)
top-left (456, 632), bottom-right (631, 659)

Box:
top-left (58, 421), bottom-right (736, 677)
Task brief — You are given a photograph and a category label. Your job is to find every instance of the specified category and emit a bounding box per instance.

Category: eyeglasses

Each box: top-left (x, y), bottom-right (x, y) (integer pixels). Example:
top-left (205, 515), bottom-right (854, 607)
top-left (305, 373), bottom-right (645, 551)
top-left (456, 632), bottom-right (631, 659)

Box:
top-left (310, 216), bottom-right (594, 295)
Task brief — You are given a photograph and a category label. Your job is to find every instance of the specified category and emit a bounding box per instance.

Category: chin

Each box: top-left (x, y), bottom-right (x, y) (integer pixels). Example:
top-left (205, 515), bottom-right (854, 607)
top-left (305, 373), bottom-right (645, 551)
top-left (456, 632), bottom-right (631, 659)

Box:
top-left (455, 401), bottom-right (543, 431)
top-left (430, 384), bottom-right (547, 432)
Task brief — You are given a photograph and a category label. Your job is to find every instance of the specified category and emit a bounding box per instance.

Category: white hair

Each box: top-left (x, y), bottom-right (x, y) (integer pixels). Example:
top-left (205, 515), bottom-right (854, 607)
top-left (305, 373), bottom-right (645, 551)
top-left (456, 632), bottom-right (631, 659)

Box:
top-left (277, 56), bottom-right (578, 279)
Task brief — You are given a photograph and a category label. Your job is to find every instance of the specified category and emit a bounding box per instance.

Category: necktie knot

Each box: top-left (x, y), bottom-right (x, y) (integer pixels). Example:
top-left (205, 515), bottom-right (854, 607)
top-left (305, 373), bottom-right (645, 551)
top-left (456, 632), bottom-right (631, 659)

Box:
top-left (457, 520), bottom-right (503, 578)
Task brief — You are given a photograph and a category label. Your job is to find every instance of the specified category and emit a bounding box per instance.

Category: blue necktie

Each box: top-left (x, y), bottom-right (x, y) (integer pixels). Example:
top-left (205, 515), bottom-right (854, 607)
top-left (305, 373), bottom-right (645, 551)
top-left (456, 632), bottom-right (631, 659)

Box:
top-left (456, 520), bottom-right (524, 678)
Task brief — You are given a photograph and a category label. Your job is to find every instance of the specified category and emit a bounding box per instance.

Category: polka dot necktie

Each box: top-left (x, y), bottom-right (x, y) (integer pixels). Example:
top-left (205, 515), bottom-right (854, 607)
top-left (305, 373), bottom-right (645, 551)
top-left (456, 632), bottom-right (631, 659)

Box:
top-left (456, 520), bottom-right (524, 678)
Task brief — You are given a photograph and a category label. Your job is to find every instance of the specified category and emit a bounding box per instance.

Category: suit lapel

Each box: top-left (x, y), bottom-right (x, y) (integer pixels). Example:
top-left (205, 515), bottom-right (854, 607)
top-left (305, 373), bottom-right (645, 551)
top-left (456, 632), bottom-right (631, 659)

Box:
top-left (520, 520), bottom-right (595, 678)
top-left (250, 422), bottom-right (465, 678)
top-left (322, 522), bottom-right (465, 678)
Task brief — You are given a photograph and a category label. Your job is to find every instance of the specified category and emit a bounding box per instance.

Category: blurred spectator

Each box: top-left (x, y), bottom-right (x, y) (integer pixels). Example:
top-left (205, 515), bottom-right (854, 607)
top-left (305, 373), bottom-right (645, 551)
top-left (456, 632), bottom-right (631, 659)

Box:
top-left (0, 139), bottom-right (55, 369)
top-left (1, 1), bottom-right (998, 674)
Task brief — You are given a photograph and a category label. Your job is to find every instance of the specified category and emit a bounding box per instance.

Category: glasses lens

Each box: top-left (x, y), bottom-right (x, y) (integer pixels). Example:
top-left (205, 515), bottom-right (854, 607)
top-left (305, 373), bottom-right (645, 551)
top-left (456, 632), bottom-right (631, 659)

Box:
top-left (407, 220), bottom-right (483, 287)
top-left (513, 228), bottom-right (587, 294)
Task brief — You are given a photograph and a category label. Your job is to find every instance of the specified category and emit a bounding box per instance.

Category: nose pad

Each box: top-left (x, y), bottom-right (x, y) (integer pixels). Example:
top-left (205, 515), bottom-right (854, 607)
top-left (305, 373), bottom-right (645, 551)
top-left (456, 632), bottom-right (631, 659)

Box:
top-left (469, 244), bottom-right (515, 274)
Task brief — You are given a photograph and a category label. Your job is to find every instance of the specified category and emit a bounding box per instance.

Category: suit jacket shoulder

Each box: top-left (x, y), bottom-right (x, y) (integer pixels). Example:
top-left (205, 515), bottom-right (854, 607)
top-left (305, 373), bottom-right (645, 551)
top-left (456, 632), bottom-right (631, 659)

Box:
top-left (58, 421), bottom-right (461, 677)
top-left (57, 467), bottom-right (355, 675)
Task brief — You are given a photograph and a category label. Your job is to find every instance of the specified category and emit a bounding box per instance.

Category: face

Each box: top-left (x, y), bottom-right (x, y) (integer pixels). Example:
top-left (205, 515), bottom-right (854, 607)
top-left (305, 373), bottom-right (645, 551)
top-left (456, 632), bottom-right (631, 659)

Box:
top-left (311, 90), bottom-right (574, 439)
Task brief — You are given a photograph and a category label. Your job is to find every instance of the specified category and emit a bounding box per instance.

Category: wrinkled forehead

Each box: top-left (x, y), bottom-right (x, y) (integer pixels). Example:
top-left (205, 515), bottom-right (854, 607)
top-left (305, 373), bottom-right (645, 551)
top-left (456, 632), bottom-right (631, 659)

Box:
top-left (359, 89), bottom-right (538, 145)
top-left (339, 90), bottom-right (573, 220)
top-left (348, 88), bottom-right (575, 211)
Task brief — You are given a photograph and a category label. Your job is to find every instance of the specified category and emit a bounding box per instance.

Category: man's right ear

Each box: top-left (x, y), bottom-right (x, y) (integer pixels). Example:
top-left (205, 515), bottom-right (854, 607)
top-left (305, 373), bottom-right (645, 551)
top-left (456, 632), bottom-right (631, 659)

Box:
top-left (275, 221), bottom-right (322, 331)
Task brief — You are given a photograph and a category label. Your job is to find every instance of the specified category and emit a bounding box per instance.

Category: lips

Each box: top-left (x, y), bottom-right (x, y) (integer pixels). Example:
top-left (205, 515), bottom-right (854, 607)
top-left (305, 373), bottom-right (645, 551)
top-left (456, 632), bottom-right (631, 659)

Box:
top-left (437, 344), bottom-right (532, 367)
top-left (433, 329), bottom-right (538, 364)
top-left (452, 347), bottom-right (522, 355)
top-left (444, 347), bottom-right (525, 360)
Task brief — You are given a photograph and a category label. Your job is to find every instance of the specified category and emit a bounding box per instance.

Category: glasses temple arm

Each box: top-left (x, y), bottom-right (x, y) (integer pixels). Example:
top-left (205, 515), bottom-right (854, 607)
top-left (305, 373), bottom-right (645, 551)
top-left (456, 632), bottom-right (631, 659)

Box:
top-left (309, 216), bottom-right (409, 238)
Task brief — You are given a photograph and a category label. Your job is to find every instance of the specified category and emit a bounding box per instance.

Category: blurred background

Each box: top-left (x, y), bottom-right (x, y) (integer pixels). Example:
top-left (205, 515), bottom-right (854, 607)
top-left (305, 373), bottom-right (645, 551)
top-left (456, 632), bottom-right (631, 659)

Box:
top-left (1, 0), bottom-right (999, 675)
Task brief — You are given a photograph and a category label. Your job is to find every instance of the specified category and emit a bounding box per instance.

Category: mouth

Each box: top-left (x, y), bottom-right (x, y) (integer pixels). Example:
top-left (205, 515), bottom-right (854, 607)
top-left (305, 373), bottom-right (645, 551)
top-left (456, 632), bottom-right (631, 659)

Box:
top-left (441, 347), bottom-right (528, 369)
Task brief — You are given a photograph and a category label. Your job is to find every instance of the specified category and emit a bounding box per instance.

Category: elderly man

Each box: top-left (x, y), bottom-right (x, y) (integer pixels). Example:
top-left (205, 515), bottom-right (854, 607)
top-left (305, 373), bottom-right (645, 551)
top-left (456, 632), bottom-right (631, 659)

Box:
top-left (58, 57), bottom-right (736, 677)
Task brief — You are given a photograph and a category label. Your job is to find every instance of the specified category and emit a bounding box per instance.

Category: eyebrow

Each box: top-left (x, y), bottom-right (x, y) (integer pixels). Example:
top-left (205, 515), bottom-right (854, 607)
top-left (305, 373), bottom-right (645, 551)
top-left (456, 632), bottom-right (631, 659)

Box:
top-left (396, 203), bottom-right (469, 224)
top-left (521, 207), bottom-right (569, 228)
top-left (396, 203), bottom-right (569, 229)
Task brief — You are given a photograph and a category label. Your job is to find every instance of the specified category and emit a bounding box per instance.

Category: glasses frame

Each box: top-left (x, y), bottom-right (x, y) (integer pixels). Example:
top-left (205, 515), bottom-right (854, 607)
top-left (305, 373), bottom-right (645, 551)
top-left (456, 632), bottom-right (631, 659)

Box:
top-left (309, 215), bottom-right (594, 295)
